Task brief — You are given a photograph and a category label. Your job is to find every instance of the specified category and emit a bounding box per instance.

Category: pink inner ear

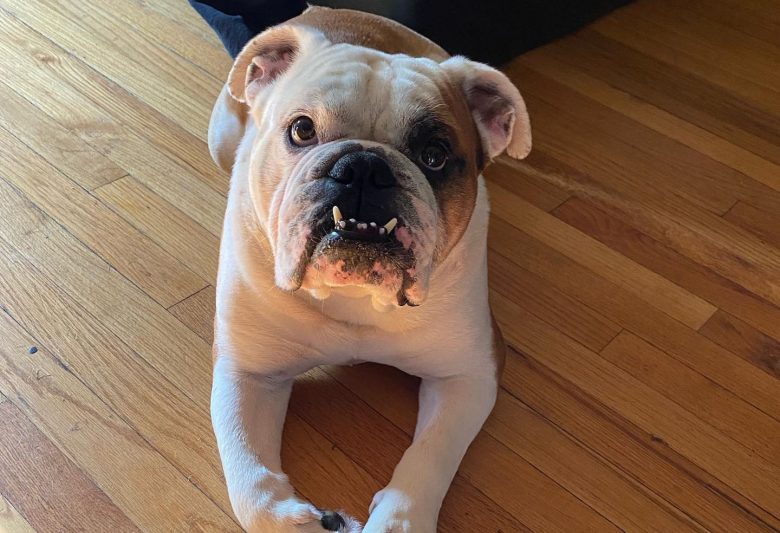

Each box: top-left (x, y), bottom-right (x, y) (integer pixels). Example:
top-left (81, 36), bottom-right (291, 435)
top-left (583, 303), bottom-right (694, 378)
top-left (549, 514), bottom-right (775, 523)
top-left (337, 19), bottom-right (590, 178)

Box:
top-left (244, 48), bottom-right (295, 101)
top-left (468, 84), bottom-right (515, 157)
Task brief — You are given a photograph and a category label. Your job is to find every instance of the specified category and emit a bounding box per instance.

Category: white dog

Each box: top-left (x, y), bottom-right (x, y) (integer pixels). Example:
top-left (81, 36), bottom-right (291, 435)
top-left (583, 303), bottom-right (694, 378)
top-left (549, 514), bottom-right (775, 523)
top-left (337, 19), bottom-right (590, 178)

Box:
top-left (207, 7), bottom-right (531, 532)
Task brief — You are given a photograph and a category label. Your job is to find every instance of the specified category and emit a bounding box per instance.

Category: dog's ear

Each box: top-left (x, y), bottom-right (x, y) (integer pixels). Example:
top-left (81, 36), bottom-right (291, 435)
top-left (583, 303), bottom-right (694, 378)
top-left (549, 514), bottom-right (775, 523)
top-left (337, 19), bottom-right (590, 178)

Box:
top-left (228, 24), bottom-right (327, 104)
top-left (442, 57), bottom-right (532, 160)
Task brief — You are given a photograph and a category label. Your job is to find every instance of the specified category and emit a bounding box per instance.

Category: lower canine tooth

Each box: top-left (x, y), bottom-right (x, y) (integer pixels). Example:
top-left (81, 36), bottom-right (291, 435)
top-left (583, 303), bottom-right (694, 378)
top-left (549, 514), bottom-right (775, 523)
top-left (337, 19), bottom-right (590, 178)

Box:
top-left (332, 206), bottom-right (343, 224)
top-left (338, 220), bottom-right (346, 229)
top-left (384, 218), bottom-right (398, 233)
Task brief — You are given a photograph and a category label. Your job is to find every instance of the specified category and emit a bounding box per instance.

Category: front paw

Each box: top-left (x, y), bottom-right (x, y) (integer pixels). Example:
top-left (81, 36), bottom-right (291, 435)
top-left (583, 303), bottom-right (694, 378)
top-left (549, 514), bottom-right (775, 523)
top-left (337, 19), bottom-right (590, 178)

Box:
top-left (242, 492), bottom-right (360, 533)
top-left (247, 504), bottom-right (361, 533)
top-left (363, 489), bottom-right (436, 533)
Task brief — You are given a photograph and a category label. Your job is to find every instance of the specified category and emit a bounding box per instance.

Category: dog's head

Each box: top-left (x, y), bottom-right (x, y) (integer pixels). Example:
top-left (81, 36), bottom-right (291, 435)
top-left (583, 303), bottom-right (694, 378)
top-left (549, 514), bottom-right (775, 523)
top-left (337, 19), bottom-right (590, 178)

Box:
top-left (224, 23), bottom-right (530, 307)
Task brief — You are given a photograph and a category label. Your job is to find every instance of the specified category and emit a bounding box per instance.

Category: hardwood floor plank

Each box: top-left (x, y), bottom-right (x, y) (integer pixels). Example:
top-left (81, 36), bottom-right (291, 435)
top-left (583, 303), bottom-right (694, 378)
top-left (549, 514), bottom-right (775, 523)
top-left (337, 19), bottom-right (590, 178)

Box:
top-left (169, 286), bottom-right (217, 345)
top-left (699, 310), bottom-right (780, 379)
top-left (724, 201), bottom-right (780, 250)
top-left (509, 62), bottom-right (780, 215)
top-left (547, 30), bottom-right (780, 166)
top-left (329, 365), bottom-right (699, 532)
top-left (0, 313), bottom-right (239, 532)
top-left (552, 197), bottom-right (780, 341)
top-left (488, 393), bottom-right (702, 533)
top-left (488, 219), bottom-right (780, 421)
top-left (0, 80), bottom-right (126, 190)
top-left (1, 0), bottom-right (220, 140)
top-left (0, 493), bottom-right (36, 533)
top-left (0, 235), bottom-right (234, 519)
top-left (0, 177), bottom-right (216, 407)
top-left (601, 331), bottom-right (780, 463)
top-left (502, 346), bottom-right (780, 532)
top-left (296, 368), bottom-right (609, 533)
top-left (671, 0), bottom-right (780, 48)
top-left (95, 176), bottom-right (220, 284)
top-left (85, 0), bottom-right (230, 80)
top-left (590, 5), bottom-right (780, 119)
top-left (488, 252), bottom-right (622, 352)
top-left (514, 49), bottom-right (780, 192)
top-left (487, 181), bottom-right (717, 329)
top-left (491, 291), bottom-right (780, 518)
top-left (485, 160), bottom-right (569, 211)
top-left (281, 411), bottom-right (382, 523)
top-left (498, 143), bottom-right (780, 309)
top-left (630, 0), bottom-right (780, 92)
top-left (0, 126), bottom-right (207, 308)
top-left (0, 9), bottom-right (228, 200)
top-left (0, 393), bottom-right (140, 532)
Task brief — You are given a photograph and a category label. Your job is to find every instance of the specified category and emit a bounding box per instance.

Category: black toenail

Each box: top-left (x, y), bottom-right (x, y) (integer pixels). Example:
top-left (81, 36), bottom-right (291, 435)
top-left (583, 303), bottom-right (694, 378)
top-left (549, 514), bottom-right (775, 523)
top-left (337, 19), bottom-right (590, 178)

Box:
top-left (320, 510), bottom-right (346, 531)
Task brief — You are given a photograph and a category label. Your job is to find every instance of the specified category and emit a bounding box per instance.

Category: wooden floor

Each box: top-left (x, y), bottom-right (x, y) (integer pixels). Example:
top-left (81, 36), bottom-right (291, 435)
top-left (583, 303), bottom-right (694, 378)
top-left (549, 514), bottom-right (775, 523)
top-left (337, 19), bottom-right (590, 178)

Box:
top-left (0, 0), bottom-right (778, 531)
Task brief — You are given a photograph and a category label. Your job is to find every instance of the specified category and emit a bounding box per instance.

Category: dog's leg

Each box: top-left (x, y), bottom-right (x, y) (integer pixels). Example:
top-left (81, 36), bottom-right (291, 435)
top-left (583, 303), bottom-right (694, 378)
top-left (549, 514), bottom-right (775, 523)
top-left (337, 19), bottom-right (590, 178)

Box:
top-left (212, 356), bottom-right (360, 532)
top-left (363, 372), bottom-right (498, 533)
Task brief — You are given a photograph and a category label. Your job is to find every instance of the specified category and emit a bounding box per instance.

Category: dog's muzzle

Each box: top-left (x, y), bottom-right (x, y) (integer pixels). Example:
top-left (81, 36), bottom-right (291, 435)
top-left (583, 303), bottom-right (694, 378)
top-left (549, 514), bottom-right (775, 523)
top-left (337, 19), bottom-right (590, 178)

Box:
top-left (326, 151), bottom-right (400, 242)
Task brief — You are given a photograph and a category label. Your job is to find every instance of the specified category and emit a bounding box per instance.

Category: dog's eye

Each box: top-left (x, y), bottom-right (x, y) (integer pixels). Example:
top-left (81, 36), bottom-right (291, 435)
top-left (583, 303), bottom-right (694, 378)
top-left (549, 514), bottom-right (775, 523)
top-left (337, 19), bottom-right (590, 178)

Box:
top-left (289, 116), bottom-right (317, 146)
top-left (419, 142), bottom-right (448, 171)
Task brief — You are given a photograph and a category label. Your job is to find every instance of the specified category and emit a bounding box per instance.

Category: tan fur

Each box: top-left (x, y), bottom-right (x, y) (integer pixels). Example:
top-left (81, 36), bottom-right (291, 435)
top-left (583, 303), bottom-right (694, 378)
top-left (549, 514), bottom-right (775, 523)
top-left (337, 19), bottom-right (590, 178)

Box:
top-left (290, 6), bottom-right (449, 60)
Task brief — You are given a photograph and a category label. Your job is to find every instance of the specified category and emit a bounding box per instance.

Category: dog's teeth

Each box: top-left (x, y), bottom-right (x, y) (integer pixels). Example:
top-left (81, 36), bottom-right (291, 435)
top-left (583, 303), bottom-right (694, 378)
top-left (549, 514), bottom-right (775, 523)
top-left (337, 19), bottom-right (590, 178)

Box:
top-left (379, 227), bottom-right (386, 235)
top-left (384, 218), bottom-right (398, 233)
top-left (338, 220), bottom-right (347, 229)
top-left (349, 218), bottom-right (356, 224)
top-left (357, 222), bottom-right (367, 230)
top-left (332, 206), bottom-right (342, 224)
top-left (369, 222), bottom-right (377, 228)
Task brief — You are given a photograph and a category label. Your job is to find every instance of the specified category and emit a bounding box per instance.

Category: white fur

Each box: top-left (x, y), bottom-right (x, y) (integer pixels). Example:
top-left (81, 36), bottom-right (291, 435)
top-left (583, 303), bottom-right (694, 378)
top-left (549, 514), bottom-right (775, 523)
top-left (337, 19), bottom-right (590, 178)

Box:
top-left (209, 26), bottom-right (513, 533)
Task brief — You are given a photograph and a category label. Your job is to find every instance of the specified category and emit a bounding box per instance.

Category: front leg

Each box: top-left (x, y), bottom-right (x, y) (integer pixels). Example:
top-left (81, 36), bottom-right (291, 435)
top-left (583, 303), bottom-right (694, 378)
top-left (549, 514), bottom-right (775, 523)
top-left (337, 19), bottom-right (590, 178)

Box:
top-left (364, 372), bottom-right (498, 533)
top-left (211, 356), bottom-right (360, 532)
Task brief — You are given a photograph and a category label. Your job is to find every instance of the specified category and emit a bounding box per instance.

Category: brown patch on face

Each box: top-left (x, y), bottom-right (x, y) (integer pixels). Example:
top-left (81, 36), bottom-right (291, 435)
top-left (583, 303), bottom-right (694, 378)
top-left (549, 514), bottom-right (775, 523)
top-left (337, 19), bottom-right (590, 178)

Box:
top-left (418, 77), bottom-right (482, 261)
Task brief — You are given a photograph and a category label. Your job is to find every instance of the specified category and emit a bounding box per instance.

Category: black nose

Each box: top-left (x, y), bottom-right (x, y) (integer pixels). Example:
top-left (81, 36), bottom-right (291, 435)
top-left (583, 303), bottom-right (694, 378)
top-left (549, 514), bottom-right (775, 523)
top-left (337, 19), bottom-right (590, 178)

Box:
top-left (328, 151), bottom-right (396, 189)
top-left (327, 151), bottom-right (398, 226)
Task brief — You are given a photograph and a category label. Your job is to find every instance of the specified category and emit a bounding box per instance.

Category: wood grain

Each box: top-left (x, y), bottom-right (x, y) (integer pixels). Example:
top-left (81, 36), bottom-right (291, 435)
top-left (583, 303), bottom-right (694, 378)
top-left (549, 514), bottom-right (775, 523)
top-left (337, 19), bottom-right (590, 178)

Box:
top-left (699, 310), bottom-right (780, 379)
top-left (1, 0), bottom-right (778, 530)
top-left (552, 197), bottom-right (780, 341)
top-left (0, 393), bottom-right (139, 532)
top-left (0, 492), bottom-right (36, 533)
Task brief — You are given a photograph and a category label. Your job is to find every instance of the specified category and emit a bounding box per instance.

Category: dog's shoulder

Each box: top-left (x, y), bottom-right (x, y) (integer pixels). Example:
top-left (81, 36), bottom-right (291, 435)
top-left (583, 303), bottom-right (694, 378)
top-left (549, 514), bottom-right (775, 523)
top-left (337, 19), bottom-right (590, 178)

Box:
top-left (289, 6), bottom-right (449, 61)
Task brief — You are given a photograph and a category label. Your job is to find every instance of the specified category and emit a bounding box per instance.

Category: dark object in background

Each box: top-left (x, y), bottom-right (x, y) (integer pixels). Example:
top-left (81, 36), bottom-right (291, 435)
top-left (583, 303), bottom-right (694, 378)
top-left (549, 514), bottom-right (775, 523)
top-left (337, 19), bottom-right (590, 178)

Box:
top-left (190, 0), bottom-right (632, 65)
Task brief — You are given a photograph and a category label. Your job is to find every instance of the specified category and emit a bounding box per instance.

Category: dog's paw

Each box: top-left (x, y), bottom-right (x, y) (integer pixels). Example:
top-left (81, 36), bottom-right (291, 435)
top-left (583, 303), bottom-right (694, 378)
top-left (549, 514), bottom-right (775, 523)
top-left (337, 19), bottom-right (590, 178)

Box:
top-left (362, 488), bottom-right (435, 533)
top-left (317, 510), bottom-right (362, 533)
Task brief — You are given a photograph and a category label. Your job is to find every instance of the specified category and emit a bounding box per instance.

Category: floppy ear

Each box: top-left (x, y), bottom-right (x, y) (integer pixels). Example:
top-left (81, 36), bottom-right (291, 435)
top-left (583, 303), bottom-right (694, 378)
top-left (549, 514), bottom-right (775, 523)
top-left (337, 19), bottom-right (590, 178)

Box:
top-left (442, 57), bottom-right (532, 160)
top-left (208, 84), bottom-right (247, 172)
top-left (227, 24), bottom-right (327, 104)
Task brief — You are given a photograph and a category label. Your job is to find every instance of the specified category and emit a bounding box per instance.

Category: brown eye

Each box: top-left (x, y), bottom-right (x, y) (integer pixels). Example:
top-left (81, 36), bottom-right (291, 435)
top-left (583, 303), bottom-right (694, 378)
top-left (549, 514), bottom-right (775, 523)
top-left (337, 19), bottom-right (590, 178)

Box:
top-left (289, 116), bottom-right (317, 146)
top-left (420, 142), bottom-right (448, 171)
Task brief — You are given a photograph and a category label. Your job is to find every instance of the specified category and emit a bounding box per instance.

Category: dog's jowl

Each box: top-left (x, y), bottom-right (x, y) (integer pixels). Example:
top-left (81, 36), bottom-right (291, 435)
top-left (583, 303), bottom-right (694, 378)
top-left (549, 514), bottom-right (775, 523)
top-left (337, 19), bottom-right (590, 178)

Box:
top-left (207, 6), bottom-right (531, 532)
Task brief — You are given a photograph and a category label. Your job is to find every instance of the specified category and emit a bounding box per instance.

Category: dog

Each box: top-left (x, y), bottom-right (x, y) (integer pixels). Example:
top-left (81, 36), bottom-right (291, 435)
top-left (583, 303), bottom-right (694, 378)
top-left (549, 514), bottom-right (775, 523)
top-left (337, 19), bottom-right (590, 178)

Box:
top-left (207, 6), bottom-right (531, 532)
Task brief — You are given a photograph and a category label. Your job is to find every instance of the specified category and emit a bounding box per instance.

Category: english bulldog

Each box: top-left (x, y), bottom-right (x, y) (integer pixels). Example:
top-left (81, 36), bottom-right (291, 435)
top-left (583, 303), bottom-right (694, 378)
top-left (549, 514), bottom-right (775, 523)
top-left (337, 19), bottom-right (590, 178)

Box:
top-left (207, 6), bottom-right (531, 532)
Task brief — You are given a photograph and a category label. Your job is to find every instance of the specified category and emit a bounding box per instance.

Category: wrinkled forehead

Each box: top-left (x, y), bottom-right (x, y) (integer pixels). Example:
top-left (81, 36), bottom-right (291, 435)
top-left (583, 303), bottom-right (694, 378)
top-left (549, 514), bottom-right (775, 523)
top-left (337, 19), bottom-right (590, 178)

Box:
top-left (271, 44), bottom-right (468, 144)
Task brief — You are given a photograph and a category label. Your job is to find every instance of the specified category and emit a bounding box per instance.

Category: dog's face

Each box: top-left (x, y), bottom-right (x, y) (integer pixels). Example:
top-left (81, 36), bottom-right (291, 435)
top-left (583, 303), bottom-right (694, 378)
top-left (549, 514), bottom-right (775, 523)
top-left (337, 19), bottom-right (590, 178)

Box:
top-left (227, 24), bottom-right (531, 307)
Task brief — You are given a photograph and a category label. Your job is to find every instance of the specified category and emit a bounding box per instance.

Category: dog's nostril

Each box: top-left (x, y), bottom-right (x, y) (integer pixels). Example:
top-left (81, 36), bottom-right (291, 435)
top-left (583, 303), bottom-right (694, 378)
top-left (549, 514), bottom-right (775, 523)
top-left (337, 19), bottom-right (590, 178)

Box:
top-left (320, 510), bottom-right (346, 531)
top-left (330, 167), bottom-right (354, 184)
